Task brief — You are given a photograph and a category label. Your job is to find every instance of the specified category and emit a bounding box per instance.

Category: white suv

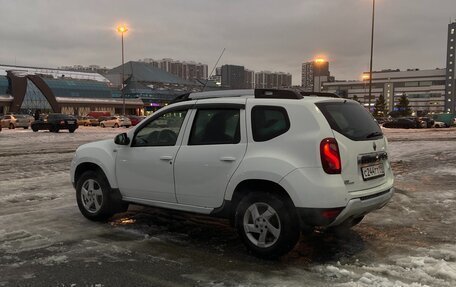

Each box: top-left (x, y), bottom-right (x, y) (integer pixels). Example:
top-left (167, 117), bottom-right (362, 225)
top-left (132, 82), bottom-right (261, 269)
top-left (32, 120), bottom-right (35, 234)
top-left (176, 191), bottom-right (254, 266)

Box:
top-left (70, 89), bottom-right (394, 258)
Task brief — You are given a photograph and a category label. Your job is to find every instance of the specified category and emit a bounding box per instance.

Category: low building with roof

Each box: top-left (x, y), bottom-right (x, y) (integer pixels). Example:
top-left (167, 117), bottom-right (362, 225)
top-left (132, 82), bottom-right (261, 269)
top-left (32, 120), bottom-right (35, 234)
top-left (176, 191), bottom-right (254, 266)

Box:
top-left (0, 64), bottom-right (143, 116)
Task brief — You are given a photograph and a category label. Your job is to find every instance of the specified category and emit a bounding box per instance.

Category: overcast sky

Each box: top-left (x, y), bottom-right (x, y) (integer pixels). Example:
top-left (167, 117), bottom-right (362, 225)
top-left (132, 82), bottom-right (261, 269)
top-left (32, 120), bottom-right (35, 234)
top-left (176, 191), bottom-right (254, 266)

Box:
top-left (0, 0), bottom-right (455, 85)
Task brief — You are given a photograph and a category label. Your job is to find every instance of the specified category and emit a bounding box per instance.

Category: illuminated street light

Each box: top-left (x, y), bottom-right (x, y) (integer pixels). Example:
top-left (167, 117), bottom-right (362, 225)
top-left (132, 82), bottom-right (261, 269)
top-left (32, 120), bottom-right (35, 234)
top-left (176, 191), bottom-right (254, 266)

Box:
top-left (116, 24), bottom-right (128, 116)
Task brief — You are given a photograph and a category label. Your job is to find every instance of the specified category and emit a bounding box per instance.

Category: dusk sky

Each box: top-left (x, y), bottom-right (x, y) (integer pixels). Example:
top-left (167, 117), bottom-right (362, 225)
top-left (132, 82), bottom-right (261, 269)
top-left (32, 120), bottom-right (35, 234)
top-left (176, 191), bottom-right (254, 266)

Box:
top-left (0, 0), bottom-right (455, 84)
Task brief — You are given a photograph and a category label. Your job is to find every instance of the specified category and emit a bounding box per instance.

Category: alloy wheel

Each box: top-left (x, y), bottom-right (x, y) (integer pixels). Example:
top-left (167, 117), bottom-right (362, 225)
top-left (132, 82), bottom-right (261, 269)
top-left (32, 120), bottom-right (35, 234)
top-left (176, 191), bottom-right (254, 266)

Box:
top-left (243, 202), bottom-right (281, 248)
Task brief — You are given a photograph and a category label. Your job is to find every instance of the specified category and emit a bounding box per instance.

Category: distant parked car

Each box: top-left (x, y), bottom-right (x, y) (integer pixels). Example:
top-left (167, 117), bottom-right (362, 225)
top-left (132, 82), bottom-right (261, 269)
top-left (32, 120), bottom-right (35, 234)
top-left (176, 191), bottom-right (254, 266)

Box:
top-left (87, 111), bottom-right (111, 119)
top-left (77, 116), bottom-right (99, 126)
top-left (100, 116), bottom-right (131, 128)
top-left (127, 115), bottom-right (146, 126)
top-left (418, 117), bottom-right (435, 128)
top-left (383, 118), bottom-right (416, 129)
top-left (31, 113), bottom-right (79, 133)
top-left (1, 114), bottom-right (32, 129)
top-left (432, 121), bottom-right (446, 128)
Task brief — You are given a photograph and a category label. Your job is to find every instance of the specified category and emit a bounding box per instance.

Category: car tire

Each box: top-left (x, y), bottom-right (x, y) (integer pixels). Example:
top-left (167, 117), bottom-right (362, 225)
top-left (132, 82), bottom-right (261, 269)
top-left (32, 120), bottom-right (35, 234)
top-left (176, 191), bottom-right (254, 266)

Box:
top-left (9, 123), bottom-right (14, 129)
top-left (23, 127), bottom-right (28, 129)
top-left (125, 125), bottom-right (130, 128)
top-left (69, 128), bottom-right (76, 133)
top-left (114, 123), bottom-right (119, 128)
top-left (32, 127), bottom-right (38, 132)
top-left (76, 171), bottom-right (118, 221)
top-left (235, 191), bottom-right (300, 259)
top-left (101, 123), bottom-right (105, 128)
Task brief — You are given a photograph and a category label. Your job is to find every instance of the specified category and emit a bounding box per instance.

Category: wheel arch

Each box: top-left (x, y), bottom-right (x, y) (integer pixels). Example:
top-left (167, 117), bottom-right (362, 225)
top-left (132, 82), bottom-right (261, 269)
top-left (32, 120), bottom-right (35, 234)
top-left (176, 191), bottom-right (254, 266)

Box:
top-left (213, 179), bottom-right (296, 222)
top-left (74, 162), bottom-right (113, 189)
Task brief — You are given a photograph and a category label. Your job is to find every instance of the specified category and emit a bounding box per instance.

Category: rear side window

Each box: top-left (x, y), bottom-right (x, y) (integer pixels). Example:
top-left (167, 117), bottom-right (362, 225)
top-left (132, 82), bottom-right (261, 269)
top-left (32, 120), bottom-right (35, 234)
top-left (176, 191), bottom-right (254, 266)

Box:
top-left (251, 106), bottom-right (290, 142)
top-left (316, 101), bottom-right (383, 141)
top-left (189, 109), bottom-right (240, 145)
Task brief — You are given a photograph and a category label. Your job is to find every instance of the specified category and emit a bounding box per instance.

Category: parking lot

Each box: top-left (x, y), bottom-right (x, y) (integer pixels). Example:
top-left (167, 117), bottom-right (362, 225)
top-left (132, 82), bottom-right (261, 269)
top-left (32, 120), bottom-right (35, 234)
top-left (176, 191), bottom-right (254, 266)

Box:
top-left (1, 126), bottom-right (456, 286)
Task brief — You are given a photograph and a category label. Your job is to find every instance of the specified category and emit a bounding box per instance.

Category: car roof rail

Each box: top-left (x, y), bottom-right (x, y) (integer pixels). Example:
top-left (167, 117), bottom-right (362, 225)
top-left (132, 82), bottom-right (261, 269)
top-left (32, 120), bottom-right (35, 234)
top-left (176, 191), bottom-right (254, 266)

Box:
top-left (254, 89), bottom-right (302, 99)
top-left (170, 89), bottom-right (340, 103)
top-left (299, 91), bottom-right (341, 98)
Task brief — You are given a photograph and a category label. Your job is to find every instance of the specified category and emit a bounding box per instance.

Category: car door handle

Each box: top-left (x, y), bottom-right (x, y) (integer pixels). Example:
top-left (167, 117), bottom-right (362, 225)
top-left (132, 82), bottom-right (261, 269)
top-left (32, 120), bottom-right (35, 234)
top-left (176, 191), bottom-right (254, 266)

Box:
top-left (220, 156), bottom-right (236, 162)
top-left (160, 156), bottom-right (173, 160)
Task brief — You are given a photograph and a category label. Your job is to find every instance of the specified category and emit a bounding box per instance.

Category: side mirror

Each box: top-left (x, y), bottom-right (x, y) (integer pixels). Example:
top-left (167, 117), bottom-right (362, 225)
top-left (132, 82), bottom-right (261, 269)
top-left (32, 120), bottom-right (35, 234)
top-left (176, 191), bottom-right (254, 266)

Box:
top-left (114, 133), bottom-right (130, 145)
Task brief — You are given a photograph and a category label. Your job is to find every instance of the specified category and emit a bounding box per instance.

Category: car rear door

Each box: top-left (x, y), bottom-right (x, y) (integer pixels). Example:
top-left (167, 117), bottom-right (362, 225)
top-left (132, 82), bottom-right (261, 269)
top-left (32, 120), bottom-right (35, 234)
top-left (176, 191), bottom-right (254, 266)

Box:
top-left (316, 101), bottom-right (393, 193)
top-left (174, 100), bottom-right (247, 208)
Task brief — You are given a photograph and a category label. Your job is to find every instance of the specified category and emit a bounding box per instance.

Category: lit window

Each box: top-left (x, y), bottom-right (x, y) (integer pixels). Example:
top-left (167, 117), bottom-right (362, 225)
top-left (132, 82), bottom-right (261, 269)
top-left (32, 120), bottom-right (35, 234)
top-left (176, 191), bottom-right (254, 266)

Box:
top-left (451, 46), bottom-right (454, 50)
top-left (451, 54), bottom-right (454, 57)
top-left (448, 98), bottom-right (452, 102)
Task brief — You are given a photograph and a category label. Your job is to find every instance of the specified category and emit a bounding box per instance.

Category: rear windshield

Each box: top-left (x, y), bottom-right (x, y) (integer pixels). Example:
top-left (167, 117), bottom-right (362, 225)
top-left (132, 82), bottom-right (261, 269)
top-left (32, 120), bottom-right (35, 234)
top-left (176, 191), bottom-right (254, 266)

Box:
top-left (316, 101), bottom-right (383, 141)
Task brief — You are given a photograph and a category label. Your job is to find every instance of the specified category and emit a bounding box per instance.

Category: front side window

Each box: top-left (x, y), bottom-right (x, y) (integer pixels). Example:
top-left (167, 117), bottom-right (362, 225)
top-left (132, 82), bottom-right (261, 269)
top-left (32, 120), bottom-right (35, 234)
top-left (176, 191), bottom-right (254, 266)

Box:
top-left (133, 110), bottom-right (187, 147)
top-left (189, 109), bottom-right (240, 145)
top-left (251, 106), bottom-right (290, 142)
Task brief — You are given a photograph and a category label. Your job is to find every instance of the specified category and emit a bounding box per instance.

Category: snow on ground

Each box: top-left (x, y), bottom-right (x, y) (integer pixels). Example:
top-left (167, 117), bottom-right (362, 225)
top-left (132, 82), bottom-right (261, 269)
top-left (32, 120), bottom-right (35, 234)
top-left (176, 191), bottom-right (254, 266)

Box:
top-left (0, 126), bottom-right (456, 286)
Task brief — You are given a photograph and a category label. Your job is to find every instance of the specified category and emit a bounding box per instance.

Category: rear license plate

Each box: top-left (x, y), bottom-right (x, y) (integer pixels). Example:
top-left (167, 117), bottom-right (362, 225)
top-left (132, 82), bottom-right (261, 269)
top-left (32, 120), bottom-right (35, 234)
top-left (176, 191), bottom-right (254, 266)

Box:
top-left (67, 121), bottom-right (75, 124)
top-left (361, 163), bottom-right (385, 180)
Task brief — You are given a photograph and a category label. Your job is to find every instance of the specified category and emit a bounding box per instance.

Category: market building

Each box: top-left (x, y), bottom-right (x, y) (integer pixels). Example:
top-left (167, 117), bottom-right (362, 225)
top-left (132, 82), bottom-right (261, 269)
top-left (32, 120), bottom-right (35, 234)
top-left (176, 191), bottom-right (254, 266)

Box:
top-left (0, 65), bottom-right (143, 116)
top-left (322, 68), bottom-right (446, 114)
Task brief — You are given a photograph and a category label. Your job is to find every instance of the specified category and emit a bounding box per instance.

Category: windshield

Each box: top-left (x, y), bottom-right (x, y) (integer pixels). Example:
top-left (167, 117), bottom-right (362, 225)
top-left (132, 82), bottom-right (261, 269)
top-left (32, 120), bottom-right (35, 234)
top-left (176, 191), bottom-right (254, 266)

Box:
top-left (316, 101), bottom-right (383, 141)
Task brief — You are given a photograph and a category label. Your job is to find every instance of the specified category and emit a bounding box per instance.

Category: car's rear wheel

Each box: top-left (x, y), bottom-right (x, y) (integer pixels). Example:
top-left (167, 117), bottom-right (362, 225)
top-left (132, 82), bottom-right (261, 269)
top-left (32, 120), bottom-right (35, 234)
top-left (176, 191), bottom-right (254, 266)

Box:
top-left (32, 127), bottom-right (38, 132)
top-left (76, 171), bottom-right (119, 221)
top-left (114, 123), bottom-right (119, 128)
top-left (9, 123), bottom-right (14, 129)
top-left (125, 125), bottom-right (130, 128)
top-left (69, 128), bottom-right (76, 133)
top-left (235, 191), bottom-right (300, 259)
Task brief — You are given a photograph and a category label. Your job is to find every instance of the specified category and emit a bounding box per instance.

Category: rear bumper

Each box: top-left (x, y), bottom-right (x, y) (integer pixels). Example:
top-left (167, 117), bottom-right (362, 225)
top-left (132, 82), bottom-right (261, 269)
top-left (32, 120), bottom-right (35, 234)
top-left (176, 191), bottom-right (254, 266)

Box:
top-left (296, 187), bottom-right (394, 228)
top-left (328, 187), bottom-right (394, 227)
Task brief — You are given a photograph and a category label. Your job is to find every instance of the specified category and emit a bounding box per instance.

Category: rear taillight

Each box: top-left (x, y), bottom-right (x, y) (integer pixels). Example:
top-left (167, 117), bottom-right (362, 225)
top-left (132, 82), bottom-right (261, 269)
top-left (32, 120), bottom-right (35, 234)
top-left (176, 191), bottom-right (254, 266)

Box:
top-left (320, 138), bottom-right (341, 174)
top-left (60, 120), bottom-right (65, 125)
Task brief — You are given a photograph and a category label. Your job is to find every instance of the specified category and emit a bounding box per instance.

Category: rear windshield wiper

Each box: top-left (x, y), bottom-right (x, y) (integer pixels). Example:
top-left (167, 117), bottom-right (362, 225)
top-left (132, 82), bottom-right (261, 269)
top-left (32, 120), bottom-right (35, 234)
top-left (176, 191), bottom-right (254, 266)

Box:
top-left (366, 131), bottom-right (383, 139)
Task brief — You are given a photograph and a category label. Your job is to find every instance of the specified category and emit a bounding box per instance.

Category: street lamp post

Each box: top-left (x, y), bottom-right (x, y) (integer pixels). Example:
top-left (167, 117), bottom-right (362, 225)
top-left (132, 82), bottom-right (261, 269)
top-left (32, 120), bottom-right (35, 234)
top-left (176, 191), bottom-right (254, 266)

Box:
top-left (117, 24), bottom-right (128, 116)
top-left (368, 0), bottom-right (375, 112)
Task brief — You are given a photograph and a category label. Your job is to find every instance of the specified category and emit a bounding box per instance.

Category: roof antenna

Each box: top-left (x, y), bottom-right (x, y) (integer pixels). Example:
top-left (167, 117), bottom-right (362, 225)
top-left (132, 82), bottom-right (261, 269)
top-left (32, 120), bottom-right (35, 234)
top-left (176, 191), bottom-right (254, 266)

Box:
top-left (202, 48), bottom-right (225, 91)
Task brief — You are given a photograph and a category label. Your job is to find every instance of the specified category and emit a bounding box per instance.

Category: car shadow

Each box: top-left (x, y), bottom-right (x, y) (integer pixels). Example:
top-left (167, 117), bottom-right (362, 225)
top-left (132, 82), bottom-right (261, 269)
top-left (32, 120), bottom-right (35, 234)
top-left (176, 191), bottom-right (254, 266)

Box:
top-left (107, 205), bottom-right (366, 265)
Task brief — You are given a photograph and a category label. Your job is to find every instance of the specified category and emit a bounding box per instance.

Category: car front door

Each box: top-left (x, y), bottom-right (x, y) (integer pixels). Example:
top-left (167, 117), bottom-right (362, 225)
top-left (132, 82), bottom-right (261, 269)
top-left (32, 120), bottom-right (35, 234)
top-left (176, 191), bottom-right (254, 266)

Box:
top-left (174, 103), bottom-right (247, 208)
top-left (115, 107), bottom-right (191, 203)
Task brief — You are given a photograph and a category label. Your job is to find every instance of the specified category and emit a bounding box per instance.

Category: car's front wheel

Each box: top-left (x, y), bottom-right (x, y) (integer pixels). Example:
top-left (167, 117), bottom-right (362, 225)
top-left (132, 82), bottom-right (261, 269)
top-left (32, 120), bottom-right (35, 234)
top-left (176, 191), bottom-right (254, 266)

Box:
top-left (235, 191), bottom-right (300, 259)
top-left (76, 171), bottom-right (118, 221)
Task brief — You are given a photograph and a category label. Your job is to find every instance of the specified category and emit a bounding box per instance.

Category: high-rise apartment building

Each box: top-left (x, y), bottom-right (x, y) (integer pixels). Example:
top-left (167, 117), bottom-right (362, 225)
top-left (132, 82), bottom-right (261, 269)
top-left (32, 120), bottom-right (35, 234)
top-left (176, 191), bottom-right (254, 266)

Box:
top-left (255, 71), bottom-right (292, 89)
top-left (221, 65), bottom-right (245, 89)
top-left (138, 58), bottom-right (208, 81)
top-left (445, 21), bottom-right (456, 113)
top-left (301, 60), bottom-right (331, 92)
top-left (244, 69), bottom-right (255, 89)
